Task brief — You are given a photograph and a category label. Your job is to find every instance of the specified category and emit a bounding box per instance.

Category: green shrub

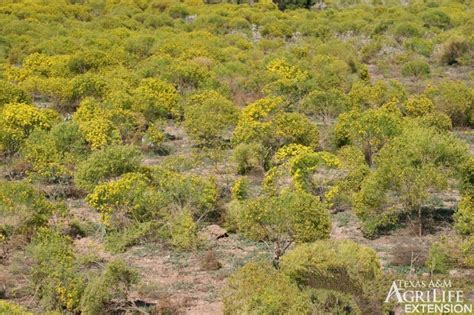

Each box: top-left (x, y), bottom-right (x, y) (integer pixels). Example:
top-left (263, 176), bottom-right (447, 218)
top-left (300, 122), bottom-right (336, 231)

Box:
top-left (0, 80), bottom-right (31, 106)
top-left (184, 91), bottom-right (239, 146)
top-left (392, 22), bottom-right (423, 39)
top-left (27, 228), bottom-right (85, 312)
top-left (403, 38), bottom-right (433, 57)
top-left (417, 112), bottom-right (452, 132)
top-left (0, 103), bottom-right (58, 154)
top-left (75, 145), bottom-right (142, 191)
top-left (105, 222), bottom-right (158, 253)
top-left (168, 208), bottom-right (198, 250)
top-left (401, 95), bottom-right (433, 117)
top-left (223, 261), bottom-right (310, 315)
top-left (231, 177), bottom-right (250, 201)
top-left (427, 81), bottom-right (474, 127)
top-left (0, 181), bottom-right (57, 241)
top-left (401, 59), bottom-right (431, 78)
top-left (426, 237), bottom-right (463, 274)
top-left (300, 88), bottom-right (350, 122)
top-left (422, 10), bottom-right (451, 29)
top-left (230, 190), bottom-right (330, 261)
top-left (232, 142), bottom-right (265, 174)
top-left (86, 172), bottom-right (165, 229)
top-left (150, 167), bottom-right (218, 219)
top-left (280, 240), bottom-right (381, 313)
top-left (80, 260), bottom-right (138, 314)
top-left (440, 35), bottom-right (471, 66)
top-left (454, 195), bottom-right (474, 236)
top-left (0, 301), bottom-right (33, 315)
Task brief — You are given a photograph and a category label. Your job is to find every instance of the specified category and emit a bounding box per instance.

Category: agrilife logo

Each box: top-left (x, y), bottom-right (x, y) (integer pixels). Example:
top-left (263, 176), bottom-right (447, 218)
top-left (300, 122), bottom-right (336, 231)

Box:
top-left (385, 279), bottom-right (473, 314)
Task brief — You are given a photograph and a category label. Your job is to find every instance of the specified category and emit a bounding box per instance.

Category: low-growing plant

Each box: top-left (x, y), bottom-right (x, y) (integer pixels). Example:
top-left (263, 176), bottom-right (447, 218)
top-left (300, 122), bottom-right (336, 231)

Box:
top-left (75, 145), bottom-right (142, 191)
top-left (401, 59), bottom-right (431, 79)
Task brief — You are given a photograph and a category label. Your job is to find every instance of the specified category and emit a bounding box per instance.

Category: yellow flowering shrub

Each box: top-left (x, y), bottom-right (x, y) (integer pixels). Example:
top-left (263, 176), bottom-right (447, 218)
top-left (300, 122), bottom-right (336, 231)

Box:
top-left (27, 228), bottom-right (85, 312)
top-left (75, 145), bottom-right (142, 191)
top-left (348, 80), bottom-right (407, 110)
top-left (0, 102), bottom-right (58, 154)
top-left (333, 107), bottom-right (402, 165)
top-left (232, 97), bottom-right (282, 145)
top-left (402, 95), bottom-right (434, 117)
top-left (264, 144), bottom-right (340, 195)
top-left (169, 208), bottom-right (198, 250)
top-left (86, 172), bottom-right (164, 228)
top-left (132, 78), bottom-right (179, 120)
top-left (0, 79), bottom-right (31, 106)
top-left (73, 98), bottom-right (126, 149)
top-left (229, 190), bottom-right (331, 258)
top-left (233, 97), bottom-right (319, 158)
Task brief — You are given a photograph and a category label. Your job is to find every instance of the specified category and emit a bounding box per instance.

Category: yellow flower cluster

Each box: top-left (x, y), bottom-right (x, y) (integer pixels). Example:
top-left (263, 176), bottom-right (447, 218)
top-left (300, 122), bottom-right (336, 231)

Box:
top-left (0, 103), bottom-right (56, 153)
top-left (266, 59), bottom-right (308, 81)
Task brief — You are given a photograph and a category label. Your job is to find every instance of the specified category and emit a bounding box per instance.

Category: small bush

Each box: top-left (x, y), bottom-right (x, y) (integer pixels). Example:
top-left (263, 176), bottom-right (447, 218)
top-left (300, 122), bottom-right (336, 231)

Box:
top-left (0, 103), bottom-right (58, 154)
top-left (0, 80), bottom-right (31, 106)
top-left (454, 195), bottom-right (474, 236)
top-left (392, 22), bottom-right (423, 39)
top-left (440, 35), bottom-right (471, 66)
top-left (0, 181), bottom-right (57, 241)
top-left (168, 209), bottom-right (198, 250)
top-left (232, 142), bottom-right (265, 175)
top-left (27, 228), bottom-right (85, 312)
top-left (401, 60), bottom-right (431, 78)
top-left (402, 95), bottom-right (434, 117)
top-left (0, 300), bottom-right (32, 315)
top-left (422, 10), bottom-right (451, 29)
top-left (184, 91), bottom-right (239, 146)
top-left (80, 260), bottom-right (138, 314)
top-left (223, 261), bottom-right (310, 314)
top-left (75, 145), bottom-right (142, 191)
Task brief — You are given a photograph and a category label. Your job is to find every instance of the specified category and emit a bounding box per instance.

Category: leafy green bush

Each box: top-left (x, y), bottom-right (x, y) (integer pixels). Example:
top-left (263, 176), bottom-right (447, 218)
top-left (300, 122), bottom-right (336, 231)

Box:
top-left (403, 38), bottom-right (433, 57)
top-left (401, 95), bottom-right (433, 117)
top-left (354, 125), bottom-right (468, 237)
top-left (0, 300), bottom-right (33, 315)
top-left (426, 237), bottom-right (463, 274)
top-left (168, 208), bottom-right (198, 250)
top-left (86, 172), bottom-right (165, 229)
top-left (427, 81), bottom-right (474, 127)
top-left (0, 80), bottom-right (31, 106)
top-left (80, 260), bottom-right (138, 314)
top-left (300, 88), bottom-right (350, 122)
top-left (280, 240), bottom-right (381, 313)
top-left (27, 228), bottom-right (85, 312)
top-left (75, 145), bottom-right (142, 191)
top-left (150, 167), bottom-right (218, 219)
top-left (454, 195), bottom-right (474, 236)
top-left (0, 181), bottom-right (57, 241)
top-left (223, 261), bottom-right (310, 315)
top-left (232, 142), bottom-right (265, 174)
top-left (440, 35), bottom-right (472, 65)
top-left (233, 97), bottom-right (319, 156)
top-left (334, 107), bottom-right (402, 166)
top-left (230, 190), bottom-right (330, 261)
top-left (422, 10), bottom-right (452, 29)
top-left (132, 78), bottom-right (180, 121)
top-left (184, 91), bottom-right (239, 146)
top-left (392, 22), bottom-right (423, 39)
top-left (401, 59), bottom-right (431, 78)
